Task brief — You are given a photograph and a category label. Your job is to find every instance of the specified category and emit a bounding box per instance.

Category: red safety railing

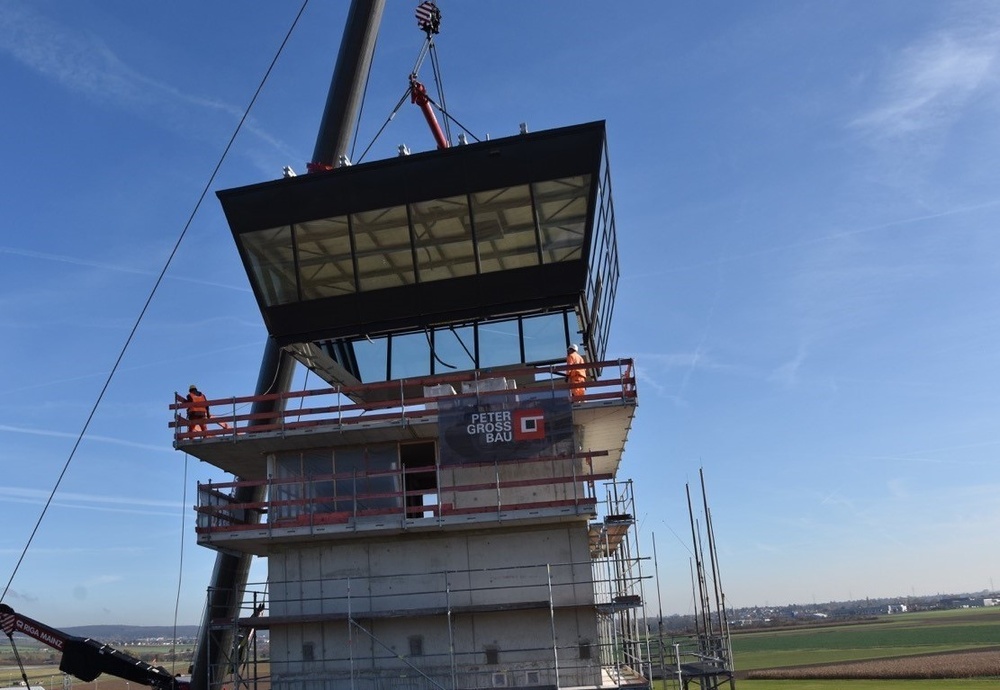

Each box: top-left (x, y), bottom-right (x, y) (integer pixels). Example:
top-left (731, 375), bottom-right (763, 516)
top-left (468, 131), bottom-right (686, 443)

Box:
top-left (194, 451), bottom-right (613, 535)
top-left (171, 358), bottom-right (636, 444)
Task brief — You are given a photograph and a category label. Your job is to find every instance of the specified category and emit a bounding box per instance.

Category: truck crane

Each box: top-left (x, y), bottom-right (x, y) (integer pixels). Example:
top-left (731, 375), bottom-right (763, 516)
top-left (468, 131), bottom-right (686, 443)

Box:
top-left (0, 604), bottom-right (189, 690)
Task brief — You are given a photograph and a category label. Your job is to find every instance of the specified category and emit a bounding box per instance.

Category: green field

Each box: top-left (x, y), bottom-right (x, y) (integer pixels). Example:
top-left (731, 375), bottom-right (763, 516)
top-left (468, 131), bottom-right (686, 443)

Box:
top-left (731, 607), bottom-right (1000, 670)
top-left (3, 609), bottom-right (999, 689)
top-left (715, 607), bottom-right (1000, 688)
top-left (654, 675), bottom-right (1000, 690)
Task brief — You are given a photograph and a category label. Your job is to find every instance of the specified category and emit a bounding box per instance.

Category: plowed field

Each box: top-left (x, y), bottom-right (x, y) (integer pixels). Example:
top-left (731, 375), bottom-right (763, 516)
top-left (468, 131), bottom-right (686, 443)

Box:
top-left (746, 646), bottom-right (1000, 680)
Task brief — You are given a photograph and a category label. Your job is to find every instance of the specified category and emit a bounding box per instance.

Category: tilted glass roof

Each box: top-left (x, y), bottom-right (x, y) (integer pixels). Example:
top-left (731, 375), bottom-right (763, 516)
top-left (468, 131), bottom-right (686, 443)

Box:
top-left (217, 121), bottom-right (618, 387)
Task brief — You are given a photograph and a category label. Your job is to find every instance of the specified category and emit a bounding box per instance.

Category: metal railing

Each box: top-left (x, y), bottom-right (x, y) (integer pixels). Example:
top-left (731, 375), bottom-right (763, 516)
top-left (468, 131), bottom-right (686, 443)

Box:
top-left (170, 358), bottom-right (636, 444)
top-left (195, 452), bottom-right (611, 535)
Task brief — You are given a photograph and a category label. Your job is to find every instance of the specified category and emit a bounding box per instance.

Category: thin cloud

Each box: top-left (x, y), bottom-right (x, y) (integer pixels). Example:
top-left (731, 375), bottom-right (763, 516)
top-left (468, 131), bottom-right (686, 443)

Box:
top-left (0, 486), bottom-right (186, 520)
top-left (0, 246), bottom-right (251, 293)
top-left (851, 25), bottom-right (999, 138)
top-left (0, 545), bottom-right (152, 557)
top-left (769, 343), bottom-right (807, 390)
top-left (0, 340), bottom-right (262, 396)
top-left (0, 424), bottom-right (172, 453)
top-left (2, 589), bottom-right (38, 602)
top-left (0, 4), bottom-right (296, 159)
top-left (0, 485), bottom-right (184, 508)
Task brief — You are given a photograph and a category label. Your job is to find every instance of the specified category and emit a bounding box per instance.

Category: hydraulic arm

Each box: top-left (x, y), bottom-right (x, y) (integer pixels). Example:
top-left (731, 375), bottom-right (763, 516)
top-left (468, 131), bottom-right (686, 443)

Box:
top-left (0, 604), bottom-right (188, 690)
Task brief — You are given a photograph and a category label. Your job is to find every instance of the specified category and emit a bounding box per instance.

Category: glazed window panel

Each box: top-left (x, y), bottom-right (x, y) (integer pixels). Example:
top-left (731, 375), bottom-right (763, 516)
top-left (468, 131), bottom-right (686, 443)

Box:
top-left (271, 453), bottom-right (305, 521)
top-left (522, 312), bottom-right (568, 363)
top-left (296, 217), bottom-right (356, 299)
top-left (332, 447), bottom-right (364, 514)
top-left (411, 195), bottom-right (476, 283)
top-left (302, 450), bottom-right (336, 513)
top-left (332, 446), bottom-right (402, 513)
top-left (362, 445), bottom-right (402, 511)
top-left (390, 331), bottom-right (431, 380)
top-left (534, 176), bottom-right (589, 264)
top-left (354, 336), bottom-right (389, 383)
top-left (432, 324), bottom-right (477, 372)
top-left (352, 205), bottom-right (415, 291)
top-left (241, 226), bottom-right (298, 306)
top-left (478, 319), bottom-right (521, 369)
top-left (471, 185), bottom-right (539, 274)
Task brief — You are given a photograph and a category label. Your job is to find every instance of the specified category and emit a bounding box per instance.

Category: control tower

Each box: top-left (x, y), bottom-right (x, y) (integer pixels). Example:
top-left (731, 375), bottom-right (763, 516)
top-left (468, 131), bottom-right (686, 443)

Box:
top-left (172, 119), bottom-right (645, 690)
top-left (171, 7), bottom-right (645, 690)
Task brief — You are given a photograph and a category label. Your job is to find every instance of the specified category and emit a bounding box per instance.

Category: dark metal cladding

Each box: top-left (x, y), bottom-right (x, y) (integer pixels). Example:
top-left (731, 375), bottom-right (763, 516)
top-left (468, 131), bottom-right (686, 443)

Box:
top-left (217, 121), bottom-right (607, 347)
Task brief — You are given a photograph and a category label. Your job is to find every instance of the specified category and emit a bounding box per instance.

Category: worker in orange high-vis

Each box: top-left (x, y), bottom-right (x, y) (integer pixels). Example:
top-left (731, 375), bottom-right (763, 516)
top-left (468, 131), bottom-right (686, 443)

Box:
top-left (185, 384), bottom-right (231, 436)
top-left (184, 383), bottom-right (229, 434)
top-left (185, 384), bottom-right (210, 435)
top-left (566, 344), bottom-right (587, 400)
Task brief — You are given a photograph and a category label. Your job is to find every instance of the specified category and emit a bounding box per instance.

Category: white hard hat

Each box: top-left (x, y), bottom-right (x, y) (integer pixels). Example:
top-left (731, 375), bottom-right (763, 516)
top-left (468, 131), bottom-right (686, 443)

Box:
top-left (568, 344), bottom-right (579, 352)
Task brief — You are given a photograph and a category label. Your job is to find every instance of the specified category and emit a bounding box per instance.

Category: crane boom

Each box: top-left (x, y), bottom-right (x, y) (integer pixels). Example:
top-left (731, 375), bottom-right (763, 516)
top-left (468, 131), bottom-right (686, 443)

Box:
top-left (0, 604), bottom-right (188, 690)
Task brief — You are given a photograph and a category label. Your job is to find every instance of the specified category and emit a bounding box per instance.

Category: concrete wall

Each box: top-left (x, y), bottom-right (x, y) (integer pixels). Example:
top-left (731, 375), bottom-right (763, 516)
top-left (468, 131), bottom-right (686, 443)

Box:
top-left (439, 458), bottom-right (588, 511)
top-left (268, 524), bottom-right (602, 690)
top-left (269, 524), bottom-right (594, 617)
top-left (271, 608), bottom-right (601, 690)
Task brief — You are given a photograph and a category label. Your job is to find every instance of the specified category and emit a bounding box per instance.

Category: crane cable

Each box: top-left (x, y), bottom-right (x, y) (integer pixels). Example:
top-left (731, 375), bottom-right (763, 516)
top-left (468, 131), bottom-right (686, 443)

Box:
top-left (348, 27), bottom-right (380, 165)
top-left (355, 1), bottom-right (482, 164)
top-left (2, 624), bottom-right (31, 689)
top-left (0, 0), bottom-right (312, 609)
top-left (169, 451), bottom-right (190, 668)
top-left (427, 37), bottom-right (452, 144)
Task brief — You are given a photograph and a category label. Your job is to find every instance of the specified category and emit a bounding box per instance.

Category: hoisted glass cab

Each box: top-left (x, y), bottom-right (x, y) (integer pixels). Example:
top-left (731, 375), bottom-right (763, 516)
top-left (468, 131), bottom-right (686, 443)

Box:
top-left (217, 121), bottom-right (618, 388)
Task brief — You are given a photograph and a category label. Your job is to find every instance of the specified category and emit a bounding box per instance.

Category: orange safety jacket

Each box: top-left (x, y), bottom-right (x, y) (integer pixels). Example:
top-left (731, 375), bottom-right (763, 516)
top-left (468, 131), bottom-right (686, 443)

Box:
top-left (567, 351), bottom-right (587, 399)
top-left (187, 392), bottom-right (209, 417)
top-left (566, 351), bottom-right (587, 384)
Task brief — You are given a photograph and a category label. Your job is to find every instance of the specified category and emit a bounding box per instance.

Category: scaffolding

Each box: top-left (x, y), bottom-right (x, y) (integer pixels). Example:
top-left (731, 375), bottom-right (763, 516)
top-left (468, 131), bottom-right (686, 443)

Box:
top-left (173, 325), bottom-right (641, 690)
top-left (196, 480), bottom-right (651, 690)
top-left (648, 472), bottom-right (735, 690)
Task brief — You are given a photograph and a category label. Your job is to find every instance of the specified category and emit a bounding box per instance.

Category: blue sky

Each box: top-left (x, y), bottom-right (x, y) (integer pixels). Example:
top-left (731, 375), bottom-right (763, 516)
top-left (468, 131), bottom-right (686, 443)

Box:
top-left (1, 0), bottom-right (999, 627)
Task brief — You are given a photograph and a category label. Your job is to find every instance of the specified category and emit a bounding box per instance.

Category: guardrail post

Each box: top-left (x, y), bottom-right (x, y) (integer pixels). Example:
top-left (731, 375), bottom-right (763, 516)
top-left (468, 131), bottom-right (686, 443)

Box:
top-left (266, 475), bottom-right (273, 530)
top-left (336, 385), bottom-right (343, 430)
top-left (400, 464), bottom-right (407, 525)
top-left (400, 379), bottom-right (406, 423)
top-left (572, 460), bottom-right (578, 506)
top-left (494, 461), bottom-right (502, 519)
top-left (352, 472), bottom-right (358, 521)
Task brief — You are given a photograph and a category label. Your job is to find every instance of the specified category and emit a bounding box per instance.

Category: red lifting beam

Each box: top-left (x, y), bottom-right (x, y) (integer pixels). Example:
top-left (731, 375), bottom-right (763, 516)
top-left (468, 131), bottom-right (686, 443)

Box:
top-left (410, 75), bottom-right (449, 150)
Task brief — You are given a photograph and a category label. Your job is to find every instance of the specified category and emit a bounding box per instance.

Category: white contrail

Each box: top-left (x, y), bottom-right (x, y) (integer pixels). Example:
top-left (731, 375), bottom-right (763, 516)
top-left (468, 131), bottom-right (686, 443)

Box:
top-left (0, 246), bottom-right (251, 292)
top-left (0, 424), bottom-right (172, 453)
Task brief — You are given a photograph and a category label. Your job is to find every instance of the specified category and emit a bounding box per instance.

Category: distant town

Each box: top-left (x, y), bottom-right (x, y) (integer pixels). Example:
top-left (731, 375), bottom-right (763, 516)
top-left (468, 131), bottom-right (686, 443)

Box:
top-left (656, 590), bottom-right (1000, 633)
top-left (2, 590), bottom-right (995, 651)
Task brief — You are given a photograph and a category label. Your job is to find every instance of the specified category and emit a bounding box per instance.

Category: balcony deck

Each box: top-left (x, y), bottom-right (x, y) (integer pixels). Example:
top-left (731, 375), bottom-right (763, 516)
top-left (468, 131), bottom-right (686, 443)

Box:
top-left (170, 359), bottom-right (637, 481)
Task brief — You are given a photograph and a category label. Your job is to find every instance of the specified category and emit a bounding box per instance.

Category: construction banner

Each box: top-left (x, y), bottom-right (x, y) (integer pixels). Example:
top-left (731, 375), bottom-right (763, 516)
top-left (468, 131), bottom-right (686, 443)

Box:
top-left (438, 390), bottom-right (574, 466)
